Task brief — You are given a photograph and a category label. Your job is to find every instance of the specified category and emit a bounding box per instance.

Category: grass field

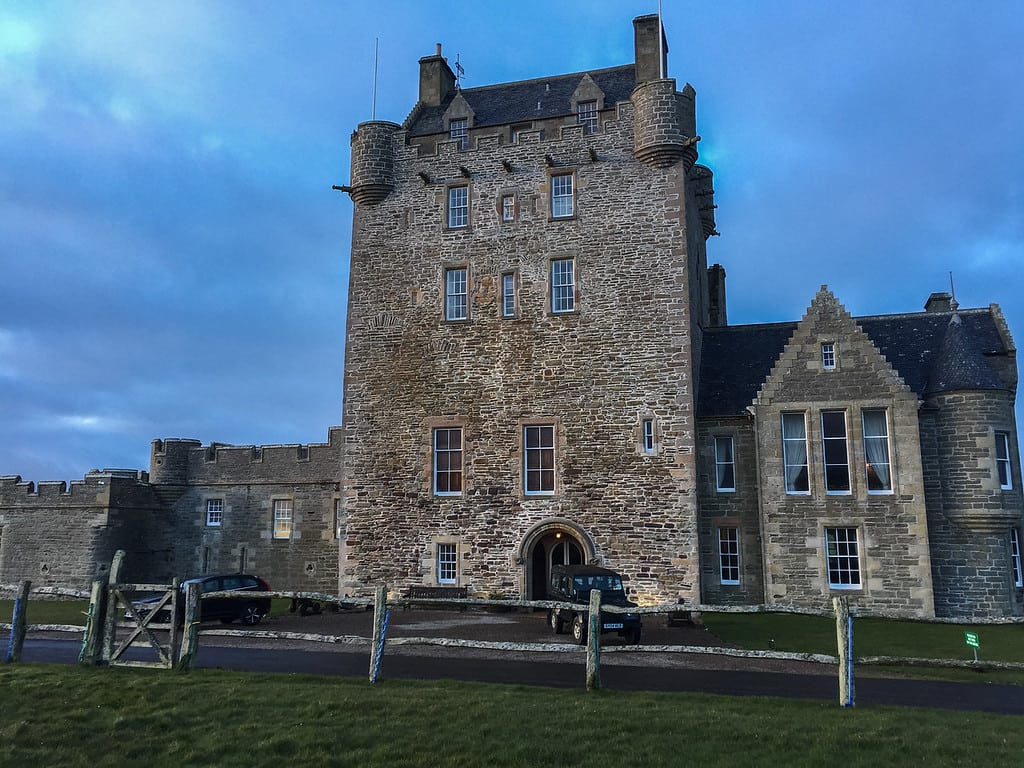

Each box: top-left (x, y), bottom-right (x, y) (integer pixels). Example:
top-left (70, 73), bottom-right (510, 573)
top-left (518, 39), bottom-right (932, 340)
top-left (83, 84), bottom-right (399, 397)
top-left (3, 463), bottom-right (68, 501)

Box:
top-left (1, 665), bottom-right (1021, 768)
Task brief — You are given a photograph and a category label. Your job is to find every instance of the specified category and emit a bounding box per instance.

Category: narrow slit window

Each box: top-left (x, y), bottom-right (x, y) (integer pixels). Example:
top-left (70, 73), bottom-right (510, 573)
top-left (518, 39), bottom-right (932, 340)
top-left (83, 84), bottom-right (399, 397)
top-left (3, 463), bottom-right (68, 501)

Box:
top-left (501, 272), bottom-right (516, 318)
top-left (996, 432), bottom-right (1013, 490)
top-left (642, 419), bottom-right (655, 454)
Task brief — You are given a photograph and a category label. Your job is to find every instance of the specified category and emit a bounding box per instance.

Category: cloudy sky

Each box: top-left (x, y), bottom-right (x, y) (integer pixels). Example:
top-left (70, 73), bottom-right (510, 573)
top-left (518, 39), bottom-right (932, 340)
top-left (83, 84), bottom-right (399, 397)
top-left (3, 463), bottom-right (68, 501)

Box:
top-left (2, 0), bottom-right (1022, 482)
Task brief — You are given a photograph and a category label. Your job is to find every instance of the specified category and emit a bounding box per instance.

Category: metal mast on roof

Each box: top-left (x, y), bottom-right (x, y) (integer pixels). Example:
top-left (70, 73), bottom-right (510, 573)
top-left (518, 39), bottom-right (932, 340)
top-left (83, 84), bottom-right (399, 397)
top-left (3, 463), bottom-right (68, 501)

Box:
top-left (371, 37), bottom-right (379, 120)
top-left (658, 0), bottom-right (665, 78)
top-left (455, 54), bottom-right (465, 88)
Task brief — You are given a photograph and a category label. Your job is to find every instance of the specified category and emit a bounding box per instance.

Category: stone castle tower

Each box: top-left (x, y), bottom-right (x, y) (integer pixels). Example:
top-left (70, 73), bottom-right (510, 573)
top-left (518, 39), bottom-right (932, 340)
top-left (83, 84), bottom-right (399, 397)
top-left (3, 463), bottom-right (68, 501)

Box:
top-left (338, 15), bottom-right (718, 603)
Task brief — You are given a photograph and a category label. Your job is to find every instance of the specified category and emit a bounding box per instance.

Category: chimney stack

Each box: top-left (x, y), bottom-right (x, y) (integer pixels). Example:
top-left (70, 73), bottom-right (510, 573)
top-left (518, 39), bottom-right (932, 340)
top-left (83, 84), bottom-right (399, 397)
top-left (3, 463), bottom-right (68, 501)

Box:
top-left (707, 264), bottom-right (728, 327)
top-left (418, 43), bottom-right (456, 107)
top-left (633, 14), bottom-right (669, 84)
top-left (925, 292), bottom-right (954, 313)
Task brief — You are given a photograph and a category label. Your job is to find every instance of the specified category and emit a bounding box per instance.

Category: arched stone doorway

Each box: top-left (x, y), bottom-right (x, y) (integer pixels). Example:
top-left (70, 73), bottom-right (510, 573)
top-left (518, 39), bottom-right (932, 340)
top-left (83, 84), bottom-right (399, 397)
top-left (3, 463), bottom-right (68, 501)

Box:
top-left (520, 519), bottom-right (596, 599)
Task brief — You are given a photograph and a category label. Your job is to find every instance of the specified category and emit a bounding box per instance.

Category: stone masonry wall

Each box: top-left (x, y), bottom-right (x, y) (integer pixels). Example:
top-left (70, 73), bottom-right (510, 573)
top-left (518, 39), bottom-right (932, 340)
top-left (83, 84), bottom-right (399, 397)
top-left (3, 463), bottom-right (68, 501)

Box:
top-left (341, 96), bottom-right (704, 605)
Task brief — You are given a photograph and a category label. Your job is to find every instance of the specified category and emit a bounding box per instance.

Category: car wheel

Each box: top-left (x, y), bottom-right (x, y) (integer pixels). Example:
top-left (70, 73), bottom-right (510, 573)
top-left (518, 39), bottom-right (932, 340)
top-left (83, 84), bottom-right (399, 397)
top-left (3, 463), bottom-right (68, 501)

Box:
top-left (548, 610), bottom-right (564, 634)
top-left (240, 603), bottom-right (264, 626)
top-left (571, 613), bottom-right (587, 645)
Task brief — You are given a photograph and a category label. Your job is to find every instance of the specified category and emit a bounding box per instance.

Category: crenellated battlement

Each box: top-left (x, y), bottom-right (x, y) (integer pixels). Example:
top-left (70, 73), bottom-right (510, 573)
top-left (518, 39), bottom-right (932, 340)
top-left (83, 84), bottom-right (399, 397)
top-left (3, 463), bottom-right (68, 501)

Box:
top-left (348, 120), bottom-right (401, 205)
top-left (631, 78), bottom-right (698, 170)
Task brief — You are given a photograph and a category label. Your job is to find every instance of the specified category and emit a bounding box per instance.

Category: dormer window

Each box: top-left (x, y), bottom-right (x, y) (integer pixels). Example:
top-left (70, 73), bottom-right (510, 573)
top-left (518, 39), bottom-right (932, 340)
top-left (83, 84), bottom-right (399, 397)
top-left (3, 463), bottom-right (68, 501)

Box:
top-left (577, 100), bottom-right (598, 134)
top-left (821, 343), bottom-right (836, 370)
top-left (450, 118), bottom-right (468, 150)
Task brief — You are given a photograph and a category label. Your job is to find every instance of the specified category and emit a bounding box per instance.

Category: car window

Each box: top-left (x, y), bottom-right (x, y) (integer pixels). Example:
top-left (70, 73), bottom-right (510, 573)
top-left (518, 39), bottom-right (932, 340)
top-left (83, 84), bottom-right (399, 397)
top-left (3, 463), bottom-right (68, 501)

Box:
top-left (222, 576), bottom-right (248, 590)
top-left (201, 578), bottom-right (221, 594)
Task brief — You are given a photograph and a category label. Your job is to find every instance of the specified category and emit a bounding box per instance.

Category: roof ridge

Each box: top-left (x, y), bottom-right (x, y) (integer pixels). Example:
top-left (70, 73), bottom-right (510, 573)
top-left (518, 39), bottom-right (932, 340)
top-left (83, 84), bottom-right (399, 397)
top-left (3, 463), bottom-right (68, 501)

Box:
top-left (458, 63), bottom-right (634, 95)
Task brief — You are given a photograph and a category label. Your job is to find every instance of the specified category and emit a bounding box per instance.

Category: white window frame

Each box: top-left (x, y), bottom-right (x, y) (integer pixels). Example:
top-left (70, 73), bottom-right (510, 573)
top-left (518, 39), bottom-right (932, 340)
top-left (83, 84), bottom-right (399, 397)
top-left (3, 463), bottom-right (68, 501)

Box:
top-left (501, 194), bottom-right (516, 222)
top-left (782, 412), bottom-right (810, 494)
top-left (501, 272), bottom-right (516, 318)
top-left (825, 527), bottom-right (862, 589)
top-left (715, 436), bottom-right (736, 492)
top-left (273, 499), bottom-right (293, 540)
top-left (821, 410), bottom-right (851, 495)
top-left (551, 173), bottom-right (574, 218)
top-left (1011, 528), bottom-right (1023, 588)
top-left (206, 498), bottom-right (223, 527)
top-left (524, 424), bottom-right (556, 496)
top-left (449, 118), bottom-right (468, 149)
top-left (437, 542), bottom-right (458, 584)
top-left (433, 427), bottom-right (464, 496)
top-left (718, 527), bottom-right (740, 585)
top-left (577, 100), bottom-right (598, 134)
top-left (642, 419), bottom-right (655, 454)
top-left (445, 267), bottom-right (468, 321)
top-left (447, 185), bottom-right (468, 228)
top-left (821, 343), bottom-right (836, 370)
top-left (550, 258), bottom-right (575, 314)
top-left (996, 432), bottom-right (1013, 490)
top-left (862, 409), bottom-right (893, 494)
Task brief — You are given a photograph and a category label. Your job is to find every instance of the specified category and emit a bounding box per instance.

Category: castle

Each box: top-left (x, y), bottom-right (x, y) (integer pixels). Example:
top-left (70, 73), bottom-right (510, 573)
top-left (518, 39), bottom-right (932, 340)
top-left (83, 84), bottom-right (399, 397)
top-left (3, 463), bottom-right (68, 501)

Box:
top-left (2, 15), bottom-right (1022, 617)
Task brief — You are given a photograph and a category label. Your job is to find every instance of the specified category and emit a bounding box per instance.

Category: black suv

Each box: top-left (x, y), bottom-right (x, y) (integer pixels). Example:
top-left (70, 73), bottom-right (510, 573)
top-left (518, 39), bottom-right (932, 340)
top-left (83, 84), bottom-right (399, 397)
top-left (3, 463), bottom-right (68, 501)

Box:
top-left (132, 573), bottom-right (272, 626)
top-left (547, 565), bottom-right (642, 644)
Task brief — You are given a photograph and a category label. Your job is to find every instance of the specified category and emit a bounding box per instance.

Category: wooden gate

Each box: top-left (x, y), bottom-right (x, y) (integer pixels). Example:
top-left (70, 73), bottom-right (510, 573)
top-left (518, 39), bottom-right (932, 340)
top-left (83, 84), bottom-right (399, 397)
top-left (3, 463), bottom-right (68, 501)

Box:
top-left (100, 551), bottom-right (181, 669)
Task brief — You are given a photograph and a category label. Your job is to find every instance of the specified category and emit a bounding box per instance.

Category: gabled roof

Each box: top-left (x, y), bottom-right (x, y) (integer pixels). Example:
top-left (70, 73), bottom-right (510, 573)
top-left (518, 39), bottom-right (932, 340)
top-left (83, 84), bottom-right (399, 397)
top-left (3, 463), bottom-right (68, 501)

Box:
top-left (405, 64), bottom-right (637, 136)
top-left (698, 307), bottom-right (1009, 417)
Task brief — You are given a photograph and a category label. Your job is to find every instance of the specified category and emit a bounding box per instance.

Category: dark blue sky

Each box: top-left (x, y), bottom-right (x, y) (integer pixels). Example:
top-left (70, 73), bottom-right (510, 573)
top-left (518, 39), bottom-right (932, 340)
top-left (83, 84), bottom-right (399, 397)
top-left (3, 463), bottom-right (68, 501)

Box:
top-left (2, 0), bottom-right (1022, 481)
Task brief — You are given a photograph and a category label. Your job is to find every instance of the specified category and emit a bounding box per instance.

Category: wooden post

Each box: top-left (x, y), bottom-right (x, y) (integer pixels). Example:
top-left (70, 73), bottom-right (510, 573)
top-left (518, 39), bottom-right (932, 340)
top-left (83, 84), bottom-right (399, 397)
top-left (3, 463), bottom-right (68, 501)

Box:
top-left (101, 550), bottom-right (126, 664)
top-left (833, 595), bottom-right (855, 707)
top-left (369, 585), bottom-right (387, 682)
top-left (78, 579), bottom-right (105, 665)
top-left (168, 577), bottom-right (181, 662)
top-left (177, 580), bottom-right (200, 671)
top-left (5, 580), bottom-right (31, 664)
top-left (585, 588), bottom-right (601, 691)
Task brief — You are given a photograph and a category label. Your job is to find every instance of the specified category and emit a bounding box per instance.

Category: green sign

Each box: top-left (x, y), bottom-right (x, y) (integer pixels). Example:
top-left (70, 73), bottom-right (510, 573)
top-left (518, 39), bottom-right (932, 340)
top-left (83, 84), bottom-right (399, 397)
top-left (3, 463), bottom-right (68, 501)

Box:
top-left (964, 631), bottom-right (980, 649)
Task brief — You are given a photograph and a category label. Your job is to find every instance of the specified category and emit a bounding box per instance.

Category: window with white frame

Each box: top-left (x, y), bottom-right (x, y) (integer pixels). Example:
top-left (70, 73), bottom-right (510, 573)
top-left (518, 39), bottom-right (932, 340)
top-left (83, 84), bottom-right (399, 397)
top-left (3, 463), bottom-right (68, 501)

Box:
top-left (715, 436), bottom-right (736, 492)
top-left (577, 100), bottom-right (598, 134)
top-left (437, 542), bottom-right (458, 584)
top-left (206, 499), bottom-right (223, 527)
top-left (501, 272), bottom-right (516, 318)
top-left (1011, 528), bottom-right (1022, 588)
top-left (551, 173), bottom-right (574, 218)
top-left (862, 409), bottom-right (892, 493)
top-left (821, 410), bottom-right (851, 493)
top-left (449, 118), bottom-right (468, 149)
top-left (642, 419), bottom-right (655, 454)
top-left (825, 527), bottom-right (861, 589)
top-left (550, 258), bottom-right (575, 313)
top-left (273, 499), bottom-right (293, 540)
top-left (782, 413), bottom-right (809, 493)
top-left (821, 343), bottom-right (836, 370)
top-left (996, 432), bottom-right (1013, 490)
top-left (433, 427), bottom-right (463, 496)
top-left (719, 527), bottom-right (740, 585)
top-left (445, 267), bottom-right (468, 321)
top-left (447, 186), bottom-right (468, 228)
top-left (524, 424), bottom-right (555, 495)
top-left (501, 194), bottom-right (516, 222)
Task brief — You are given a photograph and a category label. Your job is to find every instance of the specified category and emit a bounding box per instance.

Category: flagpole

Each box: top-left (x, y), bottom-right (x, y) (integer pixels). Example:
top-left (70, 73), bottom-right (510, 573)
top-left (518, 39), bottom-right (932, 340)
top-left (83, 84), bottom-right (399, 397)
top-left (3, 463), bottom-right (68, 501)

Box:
top-left (658, 0), bottom-right (664, 79)
top-left (371, 37), bottom-right (379, 120)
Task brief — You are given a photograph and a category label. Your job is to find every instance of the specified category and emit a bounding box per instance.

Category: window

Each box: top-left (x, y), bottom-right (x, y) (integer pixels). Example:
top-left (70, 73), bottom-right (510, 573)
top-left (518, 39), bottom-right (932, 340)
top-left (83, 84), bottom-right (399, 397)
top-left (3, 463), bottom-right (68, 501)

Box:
top-left (577, 100), bottom-right (598, 133)
top-left (501, 194), bottom-right (516, 222)
top-left (433, 428), bottom-right (463, 496)
top-left (782, 413), bottom-right (809, 493)
top-left (437, 543), bottom-right (458, 584)
top-left (550, 258), bottom-right (575, 313)
top-left (445, 267), bottom-right (468, 321)
top-left (501, 272), bottom-right (516, 318)
top-left (825, 527), bottom-right (862, 589)
top-left (715, 436), bottom-right (735, 492)
top-left (273, 499), bottom-right (293, 539)
top-left (642, 419), bottom-right (655, 454)
top-left (206, 499), bottom-right (223, 527)
top-left (719, 527), bottom-right (740, 585)
top-left (334, 498), bottom-right (343, 540)
top-left (821, 343), bottom-right (836, 370)
top-left (821, 410), bottom-right (851, 493)
top-left (996, 432), bottom-right (1013, 490)
top-left (862, 409), bottom-right (892, 493)
top-left (551, 173), bottom-right (574, 218)
top-left (448, 186), bottom-right (468, 228)
top-left (524, 424), bottom-right (555, 495)
top-left (449, 118), bottom-right (467, 149)
top-left (1011, 528), bottom-right (1022, 588)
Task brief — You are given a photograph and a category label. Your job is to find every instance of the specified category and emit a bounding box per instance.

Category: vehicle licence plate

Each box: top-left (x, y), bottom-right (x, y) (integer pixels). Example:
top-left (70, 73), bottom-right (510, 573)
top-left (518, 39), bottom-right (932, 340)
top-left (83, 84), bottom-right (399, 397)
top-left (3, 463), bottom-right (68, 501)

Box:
top-left (604, 623), bottom-right (624, 630)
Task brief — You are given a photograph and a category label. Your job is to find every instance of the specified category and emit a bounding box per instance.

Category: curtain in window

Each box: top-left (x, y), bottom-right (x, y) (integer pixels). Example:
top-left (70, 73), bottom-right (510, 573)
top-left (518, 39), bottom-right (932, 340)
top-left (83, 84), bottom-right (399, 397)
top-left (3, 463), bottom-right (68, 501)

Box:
top-left (782, 414), bottom-right (807, 491)
top-left (862, 410), bottom-right (891, 491)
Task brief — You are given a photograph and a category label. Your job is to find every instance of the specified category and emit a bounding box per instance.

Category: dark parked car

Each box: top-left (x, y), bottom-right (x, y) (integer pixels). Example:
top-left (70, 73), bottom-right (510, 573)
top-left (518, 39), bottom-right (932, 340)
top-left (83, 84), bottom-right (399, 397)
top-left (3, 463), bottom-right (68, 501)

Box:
top-left (546, 565), bottom-right (642, 645)
top-left (130, 574), bottom-right (272, 626)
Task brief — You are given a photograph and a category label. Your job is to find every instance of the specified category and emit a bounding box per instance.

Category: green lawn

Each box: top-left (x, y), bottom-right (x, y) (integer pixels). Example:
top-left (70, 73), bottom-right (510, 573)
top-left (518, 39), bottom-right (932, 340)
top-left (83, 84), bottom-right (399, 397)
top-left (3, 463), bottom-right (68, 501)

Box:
top-left (1, 665), bottom-right (1021, 768)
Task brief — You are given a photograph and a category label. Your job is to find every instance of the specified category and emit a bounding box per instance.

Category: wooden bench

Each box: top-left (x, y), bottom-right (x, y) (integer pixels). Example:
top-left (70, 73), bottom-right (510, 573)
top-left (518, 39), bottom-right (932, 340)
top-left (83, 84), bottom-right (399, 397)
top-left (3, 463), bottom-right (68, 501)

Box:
top-left (403, 585), bottom-right (469, 610)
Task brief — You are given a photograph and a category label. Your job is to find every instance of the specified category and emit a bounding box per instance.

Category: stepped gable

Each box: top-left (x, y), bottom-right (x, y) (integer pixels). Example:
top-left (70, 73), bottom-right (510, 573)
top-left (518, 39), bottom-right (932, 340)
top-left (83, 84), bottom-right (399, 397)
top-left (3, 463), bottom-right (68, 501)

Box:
top-left (698, 300), bottom-right (1008, 417)
top-left (924, 313), bottom-right (1006, 394)
top-left (405, 64), bottom-right (637, 135)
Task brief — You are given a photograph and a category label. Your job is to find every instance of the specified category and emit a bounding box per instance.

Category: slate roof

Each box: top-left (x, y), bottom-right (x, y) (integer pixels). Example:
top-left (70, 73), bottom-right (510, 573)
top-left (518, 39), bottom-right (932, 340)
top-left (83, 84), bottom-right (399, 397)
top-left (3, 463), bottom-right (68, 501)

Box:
top-left (697, 308), bottom-right (1009, 417)
top-left (405, 64), bottom-right (637, 136)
